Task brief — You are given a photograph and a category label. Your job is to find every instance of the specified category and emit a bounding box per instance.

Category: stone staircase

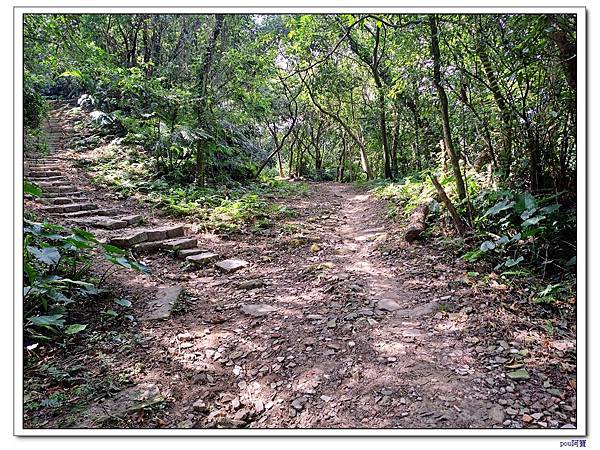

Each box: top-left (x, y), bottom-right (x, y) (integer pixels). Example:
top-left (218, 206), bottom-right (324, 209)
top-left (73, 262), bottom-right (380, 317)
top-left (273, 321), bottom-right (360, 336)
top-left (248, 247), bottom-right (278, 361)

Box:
top-left (25, 109), bottom-right (249, 320)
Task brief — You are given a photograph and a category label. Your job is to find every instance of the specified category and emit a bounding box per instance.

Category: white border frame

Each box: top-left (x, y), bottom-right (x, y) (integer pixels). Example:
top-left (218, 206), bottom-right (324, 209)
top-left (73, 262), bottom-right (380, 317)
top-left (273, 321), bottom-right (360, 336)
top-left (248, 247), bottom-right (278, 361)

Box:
top-left (13, 3), bottom-right (587, 437)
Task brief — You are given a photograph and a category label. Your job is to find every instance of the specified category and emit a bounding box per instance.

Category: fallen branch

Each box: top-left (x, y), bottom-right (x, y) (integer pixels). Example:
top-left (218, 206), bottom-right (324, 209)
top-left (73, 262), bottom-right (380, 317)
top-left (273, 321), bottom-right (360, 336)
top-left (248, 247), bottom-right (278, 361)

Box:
top-left (404, 202), bottom-right (430, 242)
top-left (429, 174), bottom-right (467, 236)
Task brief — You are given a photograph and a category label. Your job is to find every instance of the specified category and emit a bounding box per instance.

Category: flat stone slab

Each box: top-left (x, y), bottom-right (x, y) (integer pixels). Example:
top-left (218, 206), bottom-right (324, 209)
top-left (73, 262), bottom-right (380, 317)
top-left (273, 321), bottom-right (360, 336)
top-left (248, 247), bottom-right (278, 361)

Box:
top-left (134, 225), bottom-right (185, 243)
top-left (110, 230), bottom-right (148, 248)
top-left (164, 225), bottom-right (185, 238)
top-left (42, 191), bottom-right (85, 198)
top-left (216, 259), bottom-right (248, 273)
top-left (79, 383), bottom-right (164, 427)
top-left (63, 208), bottom-right (120, 219)
top-left (177, 248), bottom-right (210, 259)
top-left (39, 203), bottom-right (98, 214)
top-left (377, 298), bottom-right (402, 312)
top-left (187, 252), bottom-right (219, 266)
top-left (26, 170), bottom-right (62, 177)
top-left (78, 217), bottom-right (128, 230)
top-left (143, 286), bottom-right (183, 320)
top-left (42, 196), bottom-right (79, 205)
top-left (132, 240), bottom-right (165, 253)
top-left (161, 237), bottom-right (197, 251)
top-left (39, 185), bottom-right (78, 194)
top-left (241, 304), bottom-right (276, 317)
top-left (119, 214), bottom-right (143, 225)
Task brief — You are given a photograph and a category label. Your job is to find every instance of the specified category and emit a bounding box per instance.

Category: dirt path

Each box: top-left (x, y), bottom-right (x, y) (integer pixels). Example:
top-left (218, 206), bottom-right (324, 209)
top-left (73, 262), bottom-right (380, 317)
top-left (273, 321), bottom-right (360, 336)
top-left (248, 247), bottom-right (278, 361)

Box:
top-left (24, 105), bottom-right (577, 430)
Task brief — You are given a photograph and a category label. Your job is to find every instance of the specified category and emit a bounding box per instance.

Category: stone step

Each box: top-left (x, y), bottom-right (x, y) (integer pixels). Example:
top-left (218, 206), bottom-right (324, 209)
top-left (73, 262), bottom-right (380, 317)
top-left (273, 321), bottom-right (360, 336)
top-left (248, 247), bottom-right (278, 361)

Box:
top-left (161, 237), bottom-right (197, 252)
top-left (109, 225), bottom-right (185, 248)
top-left (42, 191), bottom-right (86, 198)
top-left (39, 203), bottom-right (98, 214)
top-left (24, 170), bottom-right (63, 177)
top-left (39, 185), bottom-right (78, 194)
top-left (74, 216), bottom-right (129, 230)
top-left (119, 214), bottom-right (144, 226)
top-left (215, 259), bottom-right (249, 273)
top-left (41, 196), bottom-right (86, 205)
top-left (134, 237), bottom-right (199, 254)
top-left (177, 248), bottom-right (210, 259)
top-left (36, 180), bottom-right (70, 187)
top-left (186, 252), bottom-right (219, 267)
top-left (26, 176), bottom-right (66, 183)
top-left (72, 213), bottom-right (143, 230)
top-left (63, 208), bottom-right (121, 219)
top-left (142, 286), bottom-right (183, 321)
top-left (25, 165), bottom-right (62, 171)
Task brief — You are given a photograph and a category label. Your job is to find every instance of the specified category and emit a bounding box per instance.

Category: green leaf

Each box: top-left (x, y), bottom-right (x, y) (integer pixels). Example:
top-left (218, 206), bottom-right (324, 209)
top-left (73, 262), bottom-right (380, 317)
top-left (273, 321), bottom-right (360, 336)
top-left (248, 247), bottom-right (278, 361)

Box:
top-left (539, 204), bottom-right (561, 215)
top-left (28, 314), bottom-right (65, 328)
top-left (60, 70), bottom-right (83, 79)
top-left (102, 243), bottom-right (126, 255)
top-left (484, 199), bottom-right (515, 217)
top-left (496, 236), bottom-right (510, 245)
top-left (522, 215), bottom-right (546, 227)
top-left (65, 324), bottom-right (87, 335)
top-left (24, 180), bottom-right (42, 197)
top-left (480, 240), bottom-right (496, 252)
top-left (566, 256), bottom-right (576, 267)
top-left (71, 228), bottom-right (98, 243)
top-left (27, 246), bottom-right (61, 265)
top-left (114, 298), bottom-right (132, 307)
top-left (505, 256), bottom-right (524, 267)
top-left (514, 193), bottom-right (537, 214)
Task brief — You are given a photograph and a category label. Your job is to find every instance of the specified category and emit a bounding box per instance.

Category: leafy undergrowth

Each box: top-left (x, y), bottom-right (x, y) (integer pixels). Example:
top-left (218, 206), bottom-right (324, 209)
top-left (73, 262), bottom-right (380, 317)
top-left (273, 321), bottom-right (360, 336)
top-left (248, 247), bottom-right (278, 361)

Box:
top-left (363, 170), bottom-right (577, 313)
top-left (23, 187), bottom-right (156, 427)
top-left (75, 139), bottom-right (308, 233)
top-left (24, 211), bottom-right (149, 343)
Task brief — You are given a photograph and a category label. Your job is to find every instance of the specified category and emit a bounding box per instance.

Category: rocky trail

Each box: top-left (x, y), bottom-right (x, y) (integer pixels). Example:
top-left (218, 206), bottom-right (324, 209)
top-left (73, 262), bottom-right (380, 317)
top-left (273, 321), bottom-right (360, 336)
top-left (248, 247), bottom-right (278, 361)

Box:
top-left (23, 105), bottom-right (577, 430)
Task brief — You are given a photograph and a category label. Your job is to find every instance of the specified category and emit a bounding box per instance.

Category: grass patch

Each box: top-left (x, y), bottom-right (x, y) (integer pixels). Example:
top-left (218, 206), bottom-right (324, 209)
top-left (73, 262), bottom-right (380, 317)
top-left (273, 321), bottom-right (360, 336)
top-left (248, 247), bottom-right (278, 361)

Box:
top-left (77, 140), bottom-right (309, 233)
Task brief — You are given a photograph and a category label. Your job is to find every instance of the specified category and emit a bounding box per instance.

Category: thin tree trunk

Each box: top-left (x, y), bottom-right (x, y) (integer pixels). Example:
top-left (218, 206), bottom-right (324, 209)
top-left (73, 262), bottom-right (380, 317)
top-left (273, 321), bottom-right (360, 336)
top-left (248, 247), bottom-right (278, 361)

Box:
top-left (430, 174), bottom-right (466, 235)
top-left (300, 73), bottom-right (372, 179)
top-left (194, 14), bottom-right (225, 186)
top-left (429, 14), bottom-right (467, 201)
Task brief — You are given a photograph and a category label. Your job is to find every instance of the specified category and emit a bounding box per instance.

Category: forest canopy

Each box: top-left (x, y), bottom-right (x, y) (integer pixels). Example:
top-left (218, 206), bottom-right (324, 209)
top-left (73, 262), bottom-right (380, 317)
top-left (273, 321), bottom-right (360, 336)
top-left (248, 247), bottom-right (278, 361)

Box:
top-left (24, 13), bottom-right (577, 187)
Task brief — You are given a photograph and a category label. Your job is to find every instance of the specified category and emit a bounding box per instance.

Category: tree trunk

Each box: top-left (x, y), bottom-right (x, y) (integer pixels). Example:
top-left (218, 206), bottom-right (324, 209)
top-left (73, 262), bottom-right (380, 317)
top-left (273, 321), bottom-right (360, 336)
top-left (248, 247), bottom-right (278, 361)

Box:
top-left (429, 14), bottom-right (467, 201)
top-left (430, 174), bottom-right (467, 235)
top-left (300, 73), bottom-right (372, 180)
top-left (194, 14), bottom-right (225, 186)
top-left (404, 203), bottom-right (430, 242)
top-left (196, 140), bottom-right (205, 188)
top-left (478, 47), bottom-right (513, 177)
top-left (337, 134), bottom-right (347, 182)
top-left (545, 14), bottom-right (576, 90)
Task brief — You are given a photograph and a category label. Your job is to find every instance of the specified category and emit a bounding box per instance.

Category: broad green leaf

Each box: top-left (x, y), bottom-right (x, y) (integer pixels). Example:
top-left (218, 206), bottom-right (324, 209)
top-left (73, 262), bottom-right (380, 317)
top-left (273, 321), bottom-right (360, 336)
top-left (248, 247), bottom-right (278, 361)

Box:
top-left (522, 215), bottom-right (546, 227)
top-left (505, 256), bottom-right (524, 267)
top-left (28, 314), bottom-right (65, 328)
top-left (27, 246), bottom-right (61, 266)
top-left (65, 324), bottom-right (87, 335)
top-left (480, 240), bottom-right (495, 252)
top-left (514, 193), bottom-right (537, 214)
top-left (539, 204), bottom-right (561, 215)
top-left (24, 180), bottom-right (42, 197)
top-left (484, 200), bottom-right (515, 217)
top-left (566, 256), bottom-right (576, 267)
